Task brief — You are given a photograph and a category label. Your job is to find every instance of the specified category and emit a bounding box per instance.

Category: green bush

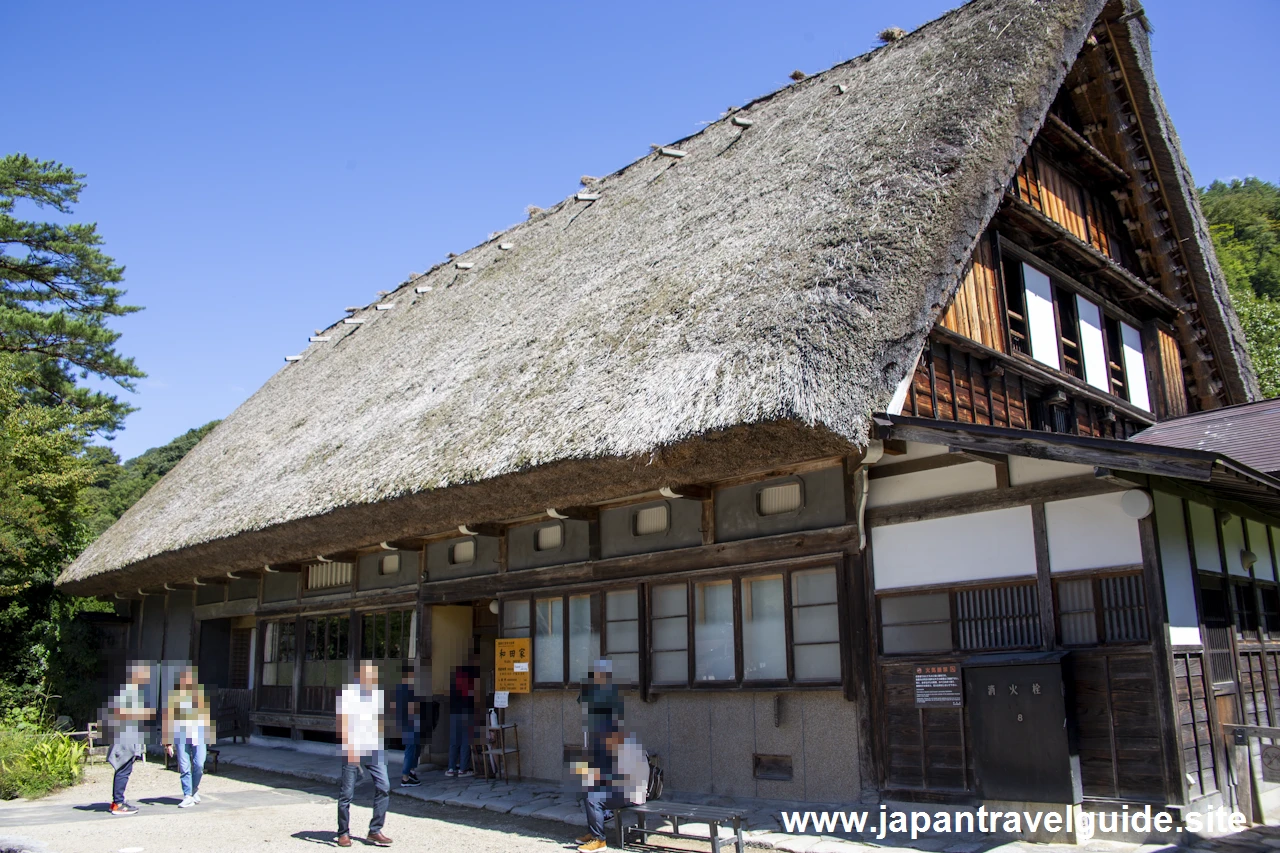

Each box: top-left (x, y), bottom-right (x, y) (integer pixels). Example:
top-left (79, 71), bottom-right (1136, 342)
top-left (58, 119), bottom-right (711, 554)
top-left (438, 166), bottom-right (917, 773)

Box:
top-left (0, 728), bottom-right (85, 799)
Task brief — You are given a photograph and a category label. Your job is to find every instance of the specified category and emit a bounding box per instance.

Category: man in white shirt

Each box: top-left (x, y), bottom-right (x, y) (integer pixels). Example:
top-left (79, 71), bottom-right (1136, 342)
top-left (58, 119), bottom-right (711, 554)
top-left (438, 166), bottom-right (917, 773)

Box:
top-left (336, 660), bottom-right (392, 848)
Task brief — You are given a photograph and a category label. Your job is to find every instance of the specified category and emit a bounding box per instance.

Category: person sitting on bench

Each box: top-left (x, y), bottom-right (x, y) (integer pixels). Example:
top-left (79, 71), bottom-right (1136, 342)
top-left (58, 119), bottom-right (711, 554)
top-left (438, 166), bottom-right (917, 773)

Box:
top-left (569, 661), bottom-right (647, 852)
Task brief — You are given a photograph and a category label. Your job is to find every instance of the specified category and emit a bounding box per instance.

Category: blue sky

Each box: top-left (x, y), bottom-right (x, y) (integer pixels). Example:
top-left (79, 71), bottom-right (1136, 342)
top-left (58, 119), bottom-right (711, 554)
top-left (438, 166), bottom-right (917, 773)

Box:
top-left (6, 1), bottom-right (1278, 460)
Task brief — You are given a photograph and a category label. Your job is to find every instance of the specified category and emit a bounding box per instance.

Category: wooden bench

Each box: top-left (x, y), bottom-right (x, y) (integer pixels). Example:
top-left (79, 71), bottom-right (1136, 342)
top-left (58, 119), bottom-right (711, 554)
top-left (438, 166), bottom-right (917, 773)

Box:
top-left (618, 801), bottom-right (746, 853)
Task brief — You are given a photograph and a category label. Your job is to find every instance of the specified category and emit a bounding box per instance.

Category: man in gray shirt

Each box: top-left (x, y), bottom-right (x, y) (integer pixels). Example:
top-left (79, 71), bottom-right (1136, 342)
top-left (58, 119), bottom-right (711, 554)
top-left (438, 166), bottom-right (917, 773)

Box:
top-left (106, 663), bottom-right (154, 816)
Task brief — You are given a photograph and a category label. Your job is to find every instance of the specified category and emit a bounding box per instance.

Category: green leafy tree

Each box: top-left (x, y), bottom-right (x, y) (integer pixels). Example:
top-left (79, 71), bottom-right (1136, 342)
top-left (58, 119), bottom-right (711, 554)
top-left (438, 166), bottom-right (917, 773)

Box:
top-left (0, 155), bottom-right (143, 723)
top-left (1, 154), bottom-right (143, 433)
top-left (80, 420), bottom-right (220, 536)
top-left (1201, 178), bottom-right (1280, 398)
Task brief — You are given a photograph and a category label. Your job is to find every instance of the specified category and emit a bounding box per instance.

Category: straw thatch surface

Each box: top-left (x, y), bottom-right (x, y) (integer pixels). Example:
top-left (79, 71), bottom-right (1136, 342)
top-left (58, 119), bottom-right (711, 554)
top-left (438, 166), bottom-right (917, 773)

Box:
top-left (1110, 14), bottom-right (1259, 403)
top-left (62, 0), bottom-right (1110, 592)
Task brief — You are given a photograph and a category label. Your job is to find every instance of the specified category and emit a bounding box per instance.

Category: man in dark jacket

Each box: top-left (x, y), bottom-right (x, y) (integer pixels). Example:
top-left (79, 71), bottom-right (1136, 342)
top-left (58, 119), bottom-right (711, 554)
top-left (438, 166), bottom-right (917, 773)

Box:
top-left (394, 663), bottom-right (426, 787)
top-left (446, 653), bottom-right (479, 777)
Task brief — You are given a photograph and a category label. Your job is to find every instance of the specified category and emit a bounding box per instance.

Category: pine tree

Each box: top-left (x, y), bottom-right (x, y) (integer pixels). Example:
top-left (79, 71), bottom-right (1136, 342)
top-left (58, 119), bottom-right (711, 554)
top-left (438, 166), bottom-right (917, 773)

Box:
top-left (0, 154), bottom-right (143, 434)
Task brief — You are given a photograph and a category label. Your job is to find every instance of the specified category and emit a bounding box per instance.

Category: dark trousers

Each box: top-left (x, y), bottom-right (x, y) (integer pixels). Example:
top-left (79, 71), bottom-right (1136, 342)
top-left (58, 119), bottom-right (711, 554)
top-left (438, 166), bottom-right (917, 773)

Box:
top-left (338, 761), bottom-right (389, 836)
top-left (112, 756), bottom-right (135, 805)
top-left (447, 713), bottom-right (472, 773)
top-left (400, 727), bottom-right (420, 778)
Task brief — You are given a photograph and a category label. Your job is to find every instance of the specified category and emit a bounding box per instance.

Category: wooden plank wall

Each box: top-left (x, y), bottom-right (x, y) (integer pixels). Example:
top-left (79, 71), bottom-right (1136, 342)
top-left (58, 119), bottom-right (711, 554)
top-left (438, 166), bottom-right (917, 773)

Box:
top-left (882, 661), bottom-right (970, 793)
top-left (940, 238), bottom-right (1006, 352)
top-left (882, 651), bottom-right (1167, 801)
top-left (1069, 651), bottom-right (1166, 801)
top-left (1173, 652), bottom-right (1218, 801)
top-left (1012, 148), bottom-right (1126, 266)
top-left (907, 338), bottom-right (1142, 439)
top-left (1158, 329), bottom-right (1189, 418)
top-left (908, 341), bottom-right (1030, 429)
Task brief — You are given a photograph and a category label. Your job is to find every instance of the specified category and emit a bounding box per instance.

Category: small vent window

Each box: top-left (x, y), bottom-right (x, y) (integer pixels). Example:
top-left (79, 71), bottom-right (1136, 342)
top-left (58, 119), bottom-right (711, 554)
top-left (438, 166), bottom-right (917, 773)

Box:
top-left (307, 561), bottom-right (353, 590)
top-left (757, 482), bottom-right (802, 516)
top-left (633, 505), bottom-right (669, 536)
top-left (450, 539), bottom-right (475, 565)
top-left (1057, 578), bottom-right (1097, 645)
top-left (379, 553), bottom-right (401, 575)
top-left (535, 523), bottom-right (563, 552)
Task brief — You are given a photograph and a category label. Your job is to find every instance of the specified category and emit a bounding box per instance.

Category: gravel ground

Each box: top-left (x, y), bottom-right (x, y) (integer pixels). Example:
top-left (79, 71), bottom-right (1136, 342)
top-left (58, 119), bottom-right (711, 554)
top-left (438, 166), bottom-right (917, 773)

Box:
top-left (0, 761), bottom-right (601, 853)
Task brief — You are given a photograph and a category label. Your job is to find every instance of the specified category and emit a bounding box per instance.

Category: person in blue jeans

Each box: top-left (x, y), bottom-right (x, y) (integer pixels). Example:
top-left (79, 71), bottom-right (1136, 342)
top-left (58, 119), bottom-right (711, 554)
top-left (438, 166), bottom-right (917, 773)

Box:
top-left (394, 663), bottom-right (425, 787)
top-left (336, 661), bottom-right (392, 848)
top-left (445, 654), bottom-right (479, 777)
top-left (164, 665), bottom-right (211, 809)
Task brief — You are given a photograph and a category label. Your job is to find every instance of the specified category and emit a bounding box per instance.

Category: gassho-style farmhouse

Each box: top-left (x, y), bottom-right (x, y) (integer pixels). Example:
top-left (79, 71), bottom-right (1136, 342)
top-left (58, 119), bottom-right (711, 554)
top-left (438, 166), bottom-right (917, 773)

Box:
top-left (59, 0), bottom-right (1280, 824)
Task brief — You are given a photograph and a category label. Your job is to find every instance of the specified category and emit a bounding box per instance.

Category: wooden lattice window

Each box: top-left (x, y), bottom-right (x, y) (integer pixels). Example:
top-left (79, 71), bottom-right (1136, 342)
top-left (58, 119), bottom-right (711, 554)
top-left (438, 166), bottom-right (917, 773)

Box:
top-left (955, 583), bottom-right (1041, 650)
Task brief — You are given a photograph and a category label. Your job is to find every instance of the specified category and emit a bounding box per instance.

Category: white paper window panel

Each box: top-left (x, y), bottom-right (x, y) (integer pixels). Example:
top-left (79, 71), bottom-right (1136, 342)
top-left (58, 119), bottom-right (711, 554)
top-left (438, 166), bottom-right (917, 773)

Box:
top-left (866, 461), bottom-right (997, 508)
top-left (1044, 492), bottom-right (1142, 572)
top-left (1187, 502), bottom-right (1222, 573)
top-left (1120, 322), bottom-right (1151, 410)
top-left (535, 523), bottom-right (563, 551)
top-left (1022, 263), bottom-right (1061, 371)
top-left (758, 482), bottom-right (802, 515)
top-left (870, 506), bottom-right (1037, 590)
top-left (450, 539), bottom-right (475, 565)
top-left (1007, 456), bottom-right (1095, 486)
top-left (1076, 295), bottom-right (1109, 392)
top-left (1247, 521), bottom-right (1276, 581)
top-left (634, 505), bottom-right (669, 535)
top-left (308, 561), bottom-right (353, 589)
top-left (1222, 514), bottom-right (1249, 577)
top-left (1154, 492), bottom-right (1199, 631)
top-left (1169, 626), bottom-right (1203, 648)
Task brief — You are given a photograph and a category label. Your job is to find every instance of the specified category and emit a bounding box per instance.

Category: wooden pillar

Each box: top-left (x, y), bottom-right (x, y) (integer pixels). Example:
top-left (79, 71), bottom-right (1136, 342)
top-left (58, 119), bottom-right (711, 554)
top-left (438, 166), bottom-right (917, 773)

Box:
top-left (1030, 503), bottom-right (1057, 649)
top-left (1140, 511), bottom-right (1188, 806)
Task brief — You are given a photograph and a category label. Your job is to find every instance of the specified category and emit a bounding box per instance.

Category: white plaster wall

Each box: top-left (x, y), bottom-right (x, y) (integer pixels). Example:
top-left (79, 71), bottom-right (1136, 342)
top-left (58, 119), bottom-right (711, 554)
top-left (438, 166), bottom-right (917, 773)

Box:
top-left (1007, 456), bottom-right (1094, 486)
top-left (866, 462), bottom-right (997, 508)
top-left (1248, 520), bottom-right (1277, 582)
top-left (1187, 502), bottom-right (1222, 573)
top-left (1223, 515), bottom-right (1249, 578)
top-left (1044, 492), bottom-right (1142, 572)
top-left (871, 506), bottom-right (1036, 590)
top-left (1154, 491), bottom-right (1199, 644)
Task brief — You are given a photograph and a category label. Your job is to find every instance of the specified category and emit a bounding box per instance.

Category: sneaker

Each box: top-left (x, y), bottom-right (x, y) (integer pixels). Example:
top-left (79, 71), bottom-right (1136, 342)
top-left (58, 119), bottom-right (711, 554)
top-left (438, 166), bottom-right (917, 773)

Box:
top-left (178, 795), bottom-right (196, 808)
top-left (445, 769), bottom-right (457, 777)
top-left (400, 777), bottom-right (421, 787)
top-left (457, 770), bottom-right (474, 778)
top-left (109, 802), bottom-right (138, 816)
top-left (577, 840), bottom-right (606, 852)
top-left (192, 792), bottom-right (201, 804)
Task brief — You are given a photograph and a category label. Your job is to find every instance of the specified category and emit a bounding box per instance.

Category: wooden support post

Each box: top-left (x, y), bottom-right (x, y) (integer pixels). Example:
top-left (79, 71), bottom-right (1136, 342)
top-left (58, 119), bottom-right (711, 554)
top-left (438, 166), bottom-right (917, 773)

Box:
top-left (1031, 503), bottom-right (1056, 650)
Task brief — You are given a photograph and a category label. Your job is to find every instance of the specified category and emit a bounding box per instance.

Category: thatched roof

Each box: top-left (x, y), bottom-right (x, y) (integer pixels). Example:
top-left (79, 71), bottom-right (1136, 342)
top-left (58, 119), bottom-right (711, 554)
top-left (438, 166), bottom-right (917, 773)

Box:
top-left (63, 0), bottom-right (1178, 594)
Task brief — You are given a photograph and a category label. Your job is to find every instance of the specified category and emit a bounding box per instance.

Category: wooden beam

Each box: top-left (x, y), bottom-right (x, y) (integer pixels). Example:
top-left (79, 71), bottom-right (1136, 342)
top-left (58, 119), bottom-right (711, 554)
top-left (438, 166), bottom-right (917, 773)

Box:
top-left (421, 524), bottom-right (859, 602)
top-left (885, 419), bottom-right (1211, 482)
top-left (948, 447), bottom-right (1007, 466)
top-left (866, 474), bottom-right (1123, 528)
top-left (881, 440), bottom-right (908, 456)
top-left (867, 453), bottom-right (971, 480)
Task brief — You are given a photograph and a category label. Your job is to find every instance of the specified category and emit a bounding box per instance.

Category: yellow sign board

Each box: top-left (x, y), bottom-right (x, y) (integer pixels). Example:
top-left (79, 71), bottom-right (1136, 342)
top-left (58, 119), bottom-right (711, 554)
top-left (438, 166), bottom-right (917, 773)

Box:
top-left (495, 638), bottom-right (532, 693)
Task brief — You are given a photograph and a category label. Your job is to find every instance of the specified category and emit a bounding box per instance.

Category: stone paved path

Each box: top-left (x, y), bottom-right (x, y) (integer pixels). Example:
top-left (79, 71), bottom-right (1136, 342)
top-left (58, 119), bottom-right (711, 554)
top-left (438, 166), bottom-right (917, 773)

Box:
top-left (4, 744), bottom-right (1278, 853)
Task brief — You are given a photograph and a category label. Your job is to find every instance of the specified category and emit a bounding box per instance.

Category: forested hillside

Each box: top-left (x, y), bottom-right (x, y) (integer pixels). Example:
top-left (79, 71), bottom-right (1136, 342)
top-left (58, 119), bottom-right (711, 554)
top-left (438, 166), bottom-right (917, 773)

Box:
top-left (1201, 177), bottom-right (1280, 398)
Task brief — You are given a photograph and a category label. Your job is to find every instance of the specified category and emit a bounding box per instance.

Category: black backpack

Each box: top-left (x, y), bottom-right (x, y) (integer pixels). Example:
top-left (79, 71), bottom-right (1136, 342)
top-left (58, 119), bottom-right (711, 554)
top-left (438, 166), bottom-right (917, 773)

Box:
top-left (646, 753), bottom-right (664, 801)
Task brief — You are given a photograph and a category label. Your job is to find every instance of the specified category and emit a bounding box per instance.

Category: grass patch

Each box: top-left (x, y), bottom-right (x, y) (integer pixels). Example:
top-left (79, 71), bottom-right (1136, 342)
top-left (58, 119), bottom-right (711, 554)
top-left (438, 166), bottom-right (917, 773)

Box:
top-left (0, 728), bottom-right (85, 799)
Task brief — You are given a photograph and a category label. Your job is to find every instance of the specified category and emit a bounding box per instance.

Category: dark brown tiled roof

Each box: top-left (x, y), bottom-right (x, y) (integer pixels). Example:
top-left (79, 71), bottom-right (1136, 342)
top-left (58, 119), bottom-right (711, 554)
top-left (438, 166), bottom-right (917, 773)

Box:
top-left (1132, 398), bottom-right (1280, 476)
